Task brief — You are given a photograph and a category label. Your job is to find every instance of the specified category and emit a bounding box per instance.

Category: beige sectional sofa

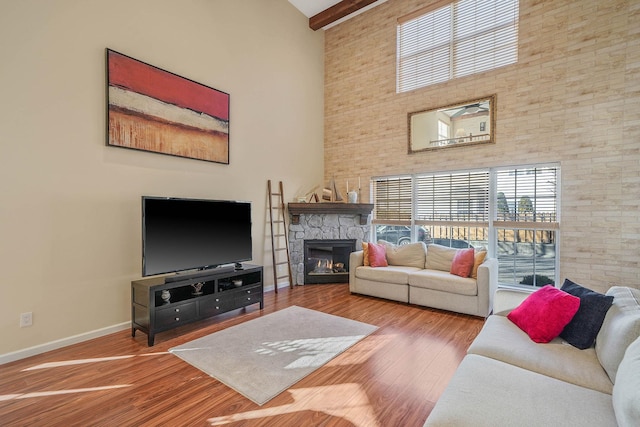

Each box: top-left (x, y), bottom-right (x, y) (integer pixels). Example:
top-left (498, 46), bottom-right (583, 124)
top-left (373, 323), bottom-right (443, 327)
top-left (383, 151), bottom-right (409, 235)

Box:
top-left (425, 286), bottom-right (640, 427)
top-left (349, 242), bottom-right (498, 317)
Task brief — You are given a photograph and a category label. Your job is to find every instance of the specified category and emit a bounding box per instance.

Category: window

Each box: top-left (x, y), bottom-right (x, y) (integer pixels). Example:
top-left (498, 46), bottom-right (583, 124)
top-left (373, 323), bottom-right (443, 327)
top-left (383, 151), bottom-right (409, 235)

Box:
top-left (372, 164), bottom-right (560, 288)
top-left (414, 170), bottom-right (489, 251)
top-left (493, 166), bottom-right (559, 287)
top-left (397, 0), bottom-right (519, 93)
top-left (438, 120), bottom-right (450, 141)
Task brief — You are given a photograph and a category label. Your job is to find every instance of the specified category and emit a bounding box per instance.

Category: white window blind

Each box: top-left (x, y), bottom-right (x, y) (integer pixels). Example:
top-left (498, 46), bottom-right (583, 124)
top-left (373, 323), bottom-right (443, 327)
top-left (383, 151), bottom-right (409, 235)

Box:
top-left (415, 170), bottom-right (489, 226)
top-left (397, 0), bottom-right (519, 93)
top-left (372, 176), bottom-right (412, 224)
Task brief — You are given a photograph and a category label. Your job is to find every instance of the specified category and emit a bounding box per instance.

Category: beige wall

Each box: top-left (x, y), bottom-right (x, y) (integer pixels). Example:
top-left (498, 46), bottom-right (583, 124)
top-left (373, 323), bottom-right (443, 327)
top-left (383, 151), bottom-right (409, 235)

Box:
top-left (0, 0), bottom-right (324, 356)
top-left (324, 0), bottom-right (640, 293)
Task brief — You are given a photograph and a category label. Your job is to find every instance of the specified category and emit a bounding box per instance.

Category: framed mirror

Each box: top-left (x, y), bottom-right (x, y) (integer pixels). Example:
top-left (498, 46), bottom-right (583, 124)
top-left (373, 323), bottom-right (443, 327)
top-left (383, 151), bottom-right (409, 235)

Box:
top-left (408, 95), bottom-right (496, 153)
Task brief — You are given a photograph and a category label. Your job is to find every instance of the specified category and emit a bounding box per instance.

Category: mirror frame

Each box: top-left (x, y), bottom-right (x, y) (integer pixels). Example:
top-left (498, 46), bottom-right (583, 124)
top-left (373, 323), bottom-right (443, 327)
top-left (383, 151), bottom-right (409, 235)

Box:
top-left (408, 94), bottom-right (496, 153)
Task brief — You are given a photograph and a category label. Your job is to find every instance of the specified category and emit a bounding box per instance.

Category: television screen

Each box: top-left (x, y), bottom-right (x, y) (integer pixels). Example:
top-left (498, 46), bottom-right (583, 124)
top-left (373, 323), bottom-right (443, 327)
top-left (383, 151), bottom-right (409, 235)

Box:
top-left (142, 197), bottom-right (252, 277)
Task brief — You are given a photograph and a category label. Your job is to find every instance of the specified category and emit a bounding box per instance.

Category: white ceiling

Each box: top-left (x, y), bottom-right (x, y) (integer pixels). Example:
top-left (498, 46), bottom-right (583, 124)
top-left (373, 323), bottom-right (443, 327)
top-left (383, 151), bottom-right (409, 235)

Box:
top-left (288, 0), bottom-right (341, 18)
top-left (288, 0), bottom-right (387, 29)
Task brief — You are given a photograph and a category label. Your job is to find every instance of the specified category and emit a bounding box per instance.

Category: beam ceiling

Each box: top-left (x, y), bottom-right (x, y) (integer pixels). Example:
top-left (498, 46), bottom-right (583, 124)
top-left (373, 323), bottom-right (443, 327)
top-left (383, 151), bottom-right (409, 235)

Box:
top-left (308, 0), bottom-right (379, 30)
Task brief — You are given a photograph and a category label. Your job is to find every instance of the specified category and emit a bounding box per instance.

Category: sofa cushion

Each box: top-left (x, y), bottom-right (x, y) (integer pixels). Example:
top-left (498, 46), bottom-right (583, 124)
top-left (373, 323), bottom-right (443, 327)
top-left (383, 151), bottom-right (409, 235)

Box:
top-left (355, 265), bottom-right (420, 285)
top-left (470, 250), bottom-right (487, 279)
top-left (425, 244), bottom-right (456, 271)
top-left (613, 336), bottom-right (640, 427)
top-left (468, 315), bottom-right (614, 394)
top-left (424, 354), bottom-right (617, 427)
top-left (507, 285), bottom-right (580, 343)
top-left (367, 242), bottom-right (388, 267)
top-left (409, 269), bottom-right (477, 296)
top-left (596, 286), bottom-right (640, 383)
top-left (450, 248), bottom-right (475, 277)
top-left (378, 240), bottom-right (426, 268)
top-left (559, 278), bottom-right (614, 349)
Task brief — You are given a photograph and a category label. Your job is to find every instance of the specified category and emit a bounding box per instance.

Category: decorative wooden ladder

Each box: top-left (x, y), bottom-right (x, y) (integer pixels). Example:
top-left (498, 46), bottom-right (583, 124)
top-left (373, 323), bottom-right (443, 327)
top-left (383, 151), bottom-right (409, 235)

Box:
top-left (267, 180), bottom-right (293, 292)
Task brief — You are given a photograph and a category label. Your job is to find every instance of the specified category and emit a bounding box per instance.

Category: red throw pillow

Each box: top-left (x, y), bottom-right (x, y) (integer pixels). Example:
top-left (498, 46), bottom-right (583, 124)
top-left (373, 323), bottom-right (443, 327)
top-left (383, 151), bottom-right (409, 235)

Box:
top-left (368, 242), bottom-right (388, 267)
top-left (507, 285), bottom-right (580, 343)
top-left (450, 248), bottom-right (475, 277)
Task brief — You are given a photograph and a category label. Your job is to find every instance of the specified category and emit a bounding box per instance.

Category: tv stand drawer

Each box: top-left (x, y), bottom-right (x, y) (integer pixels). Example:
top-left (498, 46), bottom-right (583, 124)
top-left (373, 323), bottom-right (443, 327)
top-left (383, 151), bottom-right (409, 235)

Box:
top-left (199, 297), bottom-right (232, 318)
top-left (156, 301), bottom-right (197, 328)
top-left (234, 285), bottom-right (262, 305)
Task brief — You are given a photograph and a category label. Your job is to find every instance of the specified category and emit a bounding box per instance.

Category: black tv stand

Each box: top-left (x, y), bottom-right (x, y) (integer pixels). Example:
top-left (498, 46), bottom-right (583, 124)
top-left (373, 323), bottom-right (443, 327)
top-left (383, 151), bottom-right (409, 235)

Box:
top-left (234, 262), bottom-right (244, 270)
top-left (131, 264), bottom-right (263, 346)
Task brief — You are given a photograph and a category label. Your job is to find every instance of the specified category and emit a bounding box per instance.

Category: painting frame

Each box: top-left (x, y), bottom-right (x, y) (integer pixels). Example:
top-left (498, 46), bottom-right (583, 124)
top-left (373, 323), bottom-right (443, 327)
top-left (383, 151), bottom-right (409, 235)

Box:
top-left (106, 48), bottom-right (230, 164)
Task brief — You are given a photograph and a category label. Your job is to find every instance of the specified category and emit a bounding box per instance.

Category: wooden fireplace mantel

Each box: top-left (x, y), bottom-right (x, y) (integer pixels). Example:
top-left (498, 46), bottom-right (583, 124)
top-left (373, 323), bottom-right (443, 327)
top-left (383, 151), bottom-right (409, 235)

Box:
top-left (288, 202), bottom-right (374, 225)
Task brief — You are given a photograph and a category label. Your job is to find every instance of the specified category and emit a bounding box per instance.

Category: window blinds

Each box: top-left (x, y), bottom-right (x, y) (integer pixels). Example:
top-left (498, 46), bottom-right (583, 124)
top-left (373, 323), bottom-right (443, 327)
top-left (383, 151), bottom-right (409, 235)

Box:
top-left (397, 0), bottom-right (519, 93)
top-left (415, 170), bottom-right (489, 226)
top-left (372, 176), bottom-right (413, 224)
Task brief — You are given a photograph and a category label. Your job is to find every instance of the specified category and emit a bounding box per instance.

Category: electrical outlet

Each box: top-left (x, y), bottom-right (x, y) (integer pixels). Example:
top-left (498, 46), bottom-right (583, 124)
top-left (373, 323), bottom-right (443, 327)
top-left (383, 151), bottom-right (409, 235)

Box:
top-left (20, 312), bottom-right (33, 328)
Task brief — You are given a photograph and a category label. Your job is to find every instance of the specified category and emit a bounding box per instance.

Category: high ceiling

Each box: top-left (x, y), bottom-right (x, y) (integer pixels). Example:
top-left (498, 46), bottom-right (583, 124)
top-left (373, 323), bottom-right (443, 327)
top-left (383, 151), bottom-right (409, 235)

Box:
top-left (288, 0), bottom-right (387, 30)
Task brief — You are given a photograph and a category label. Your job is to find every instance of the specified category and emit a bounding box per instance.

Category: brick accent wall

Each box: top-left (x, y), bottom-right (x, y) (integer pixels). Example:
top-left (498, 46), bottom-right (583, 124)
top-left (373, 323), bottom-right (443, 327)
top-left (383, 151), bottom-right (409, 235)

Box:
top-left (324, 0), bottom-right (640, 292)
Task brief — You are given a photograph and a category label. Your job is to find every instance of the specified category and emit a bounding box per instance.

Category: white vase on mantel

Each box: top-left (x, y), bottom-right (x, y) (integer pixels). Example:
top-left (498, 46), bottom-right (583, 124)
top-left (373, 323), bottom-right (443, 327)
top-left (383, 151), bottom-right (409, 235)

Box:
top-left (347, 190), bottom-right (358, 203)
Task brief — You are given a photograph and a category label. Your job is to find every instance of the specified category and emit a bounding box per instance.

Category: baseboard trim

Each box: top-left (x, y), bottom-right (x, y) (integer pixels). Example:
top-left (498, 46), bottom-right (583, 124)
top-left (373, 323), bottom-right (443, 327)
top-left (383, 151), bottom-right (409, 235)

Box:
top-left (0, 322), bottom-right (131, 365)
top-left (2, 284), bottom-right (286, 365)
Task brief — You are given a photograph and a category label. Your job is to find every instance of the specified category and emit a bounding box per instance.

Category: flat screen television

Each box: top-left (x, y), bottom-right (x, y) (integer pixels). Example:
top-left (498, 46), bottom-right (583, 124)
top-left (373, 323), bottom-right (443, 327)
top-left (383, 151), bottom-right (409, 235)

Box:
top-left (142, 196), bottom-right (252, 278)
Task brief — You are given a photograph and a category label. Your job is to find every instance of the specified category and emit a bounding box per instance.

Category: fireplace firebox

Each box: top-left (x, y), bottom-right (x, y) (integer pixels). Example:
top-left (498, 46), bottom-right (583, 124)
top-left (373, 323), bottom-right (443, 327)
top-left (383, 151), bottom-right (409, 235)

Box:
top-left (303, 239), bottom-right (356, 284)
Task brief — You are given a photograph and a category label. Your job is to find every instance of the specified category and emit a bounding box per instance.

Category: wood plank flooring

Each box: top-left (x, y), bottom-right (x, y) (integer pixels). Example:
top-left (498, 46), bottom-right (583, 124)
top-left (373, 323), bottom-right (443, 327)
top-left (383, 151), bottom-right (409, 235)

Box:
top-left (0, 284), bottom-right (484, 427)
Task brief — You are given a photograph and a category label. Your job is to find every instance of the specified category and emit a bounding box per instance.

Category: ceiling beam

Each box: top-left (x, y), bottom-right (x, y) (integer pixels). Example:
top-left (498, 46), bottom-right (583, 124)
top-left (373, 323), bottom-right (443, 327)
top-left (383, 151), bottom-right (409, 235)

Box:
top-left (309, 0), bottom-right (377, 31)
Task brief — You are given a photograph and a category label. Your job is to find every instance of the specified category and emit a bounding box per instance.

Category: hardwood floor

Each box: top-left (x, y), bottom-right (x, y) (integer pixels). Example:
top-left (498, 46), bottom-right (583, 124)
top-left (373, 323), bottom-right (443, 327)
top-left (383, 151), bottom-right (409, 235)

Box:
top-left (0, 284), bottom-right (484, 427)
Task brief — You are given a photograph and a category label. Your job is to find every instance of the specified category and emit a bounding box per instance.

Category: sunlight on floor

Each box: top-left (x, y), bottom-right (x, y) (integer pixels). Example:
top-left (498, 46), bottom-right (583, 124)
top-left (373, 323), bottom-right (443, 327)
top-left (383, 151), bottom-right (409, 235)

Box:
top-left (326, 334), bottom-right (394, 366)
top-left (3, 335), bottom-right (399, 425)
top-left (0, 352), bottom-right (170, 403)
top-left (21, 352), bottom-right (168, 371)
top-left (207, 383), bottom-right (381, 426)
top-left (254, 335), bottom-right (368, 369)
top-left (0, 384), bottom-right (131, 402)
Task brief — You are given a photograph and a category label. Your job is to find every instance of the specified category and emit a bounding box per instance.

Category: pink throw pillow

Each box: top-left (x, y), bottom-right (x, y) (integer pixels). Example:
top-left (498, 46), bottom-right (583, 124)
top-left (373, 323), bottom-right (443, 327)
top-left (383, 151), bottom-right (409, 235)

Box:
top-left (368, 242), bottom-right (388, 267)
top-left (450, 248), bottom-right (475, 277)
top-left (507, 285), bottom-right (580, 343)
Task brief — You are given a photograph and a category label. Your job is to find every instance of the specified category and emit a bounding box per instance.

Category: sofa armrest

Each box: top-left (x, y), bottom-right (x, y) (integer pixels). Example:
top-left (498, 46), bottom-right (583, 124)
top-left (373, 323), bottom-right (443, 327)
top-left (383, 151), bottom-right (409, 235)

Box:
top-left (476, 257), bottom-right (498, 317)
top-left (349, 250), bottom-right (364, 293)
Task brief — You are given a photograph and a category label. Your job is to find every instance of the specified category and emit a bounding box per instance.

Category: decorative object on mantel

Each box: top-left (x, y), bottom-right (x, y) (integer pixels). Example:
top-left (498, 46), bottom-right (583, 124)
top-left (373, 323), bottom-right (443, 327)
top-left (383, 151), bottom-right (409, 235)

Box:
top-left (288, 202), bottom-right (374, 225)
top-left (346, 177), bottom-right (361, 203)
top-left (323, 178), bottom-right (343, 202)
top-left (296, 177), bottom-right (363, 204)
top-left (106, 48), bottom-right (230, 164)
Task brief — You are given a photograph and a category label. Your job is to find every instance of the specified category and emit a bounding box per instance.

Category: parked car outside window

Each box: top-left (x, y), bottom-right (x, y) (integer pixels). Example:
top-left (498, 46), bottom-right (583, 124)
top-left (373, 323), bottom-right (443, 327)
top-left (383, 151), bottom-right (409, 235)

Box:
top-left (375, 225), bottom-right (432, 245)
top-left (375, 225), bottom-right (474, 248)
top-left (431, 238), bottom-right (474, 249)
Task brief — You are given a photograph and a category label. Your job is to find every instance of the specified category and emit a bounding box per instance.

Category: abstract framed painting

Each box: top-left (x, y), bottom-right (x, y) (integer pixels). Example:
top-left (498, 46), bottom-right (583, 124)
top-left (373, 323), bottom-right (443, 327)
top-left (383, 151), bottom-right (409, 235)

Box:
top-left (106, 48), bottom-right (229, 164)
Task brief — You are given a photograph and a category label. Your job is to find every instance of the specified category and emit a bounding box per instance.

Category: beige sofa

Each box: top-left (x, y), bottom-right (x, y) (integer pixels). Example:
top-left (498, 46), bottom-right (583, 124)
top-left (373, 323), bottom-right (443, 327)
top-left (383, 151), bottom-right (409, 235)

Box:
top-left (425, 286), bottom-right (640, 427)
top-left (349, 242), bottom-right (498, 317)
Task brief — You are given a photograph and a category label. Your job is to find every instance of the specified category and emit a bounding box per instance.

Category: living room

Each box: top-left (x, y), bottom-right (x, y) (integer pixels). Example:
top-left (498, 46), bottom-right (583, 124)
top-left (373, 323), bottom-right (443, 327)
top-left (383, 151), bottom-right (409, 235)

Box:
top-left (1, 0), bottom-right (638, 424)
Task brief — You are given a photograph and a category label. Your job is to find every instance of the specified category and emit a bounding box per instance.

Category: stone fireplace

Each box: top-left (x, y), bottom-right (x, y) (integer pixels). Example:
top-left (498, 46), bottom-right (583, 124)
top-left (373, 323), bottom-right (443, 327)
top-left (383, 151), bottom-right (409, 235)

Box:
top-left (288, 203), bottom-right (373, 285)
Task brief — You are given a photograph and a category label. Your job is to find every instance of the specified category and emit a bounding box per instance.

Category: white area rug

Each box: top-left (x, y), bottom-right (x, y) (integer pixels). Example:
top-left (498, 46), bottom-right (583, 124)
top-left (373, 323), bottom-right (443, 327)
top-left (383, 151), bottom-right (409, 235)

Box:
top-left (169, 306), bottom-right (378, 405)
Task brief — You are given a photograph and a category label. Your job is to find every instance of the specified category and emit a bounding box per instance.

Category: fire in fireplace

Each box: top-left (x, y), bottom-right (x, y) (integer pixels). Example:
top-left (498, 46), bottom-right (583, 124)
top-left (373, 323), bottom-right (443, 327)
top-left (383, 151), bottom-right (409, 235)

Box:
top-left (303, 239), bottom-right (356, 284)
